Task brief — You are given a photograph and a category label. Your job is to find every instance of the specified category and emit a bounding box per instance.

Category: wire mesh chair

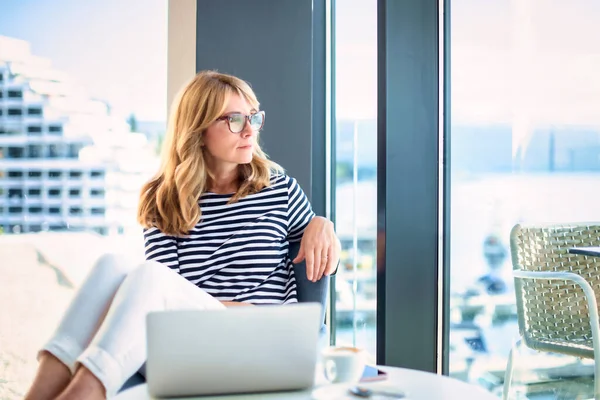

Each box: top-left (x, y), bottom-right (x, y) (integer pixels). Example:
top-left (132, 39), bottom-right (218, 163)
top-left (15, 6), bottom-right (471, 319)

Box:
top-left (503, 223), bottom-right (600, 400)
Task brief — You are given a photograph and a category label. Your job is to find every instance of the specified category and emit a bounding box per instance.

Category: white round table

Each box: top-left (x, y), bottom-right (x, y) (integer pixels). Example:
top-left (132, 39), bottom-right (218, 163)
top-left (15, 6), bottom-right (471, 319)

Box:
top-left (115, 366), bottom-right (498, 399)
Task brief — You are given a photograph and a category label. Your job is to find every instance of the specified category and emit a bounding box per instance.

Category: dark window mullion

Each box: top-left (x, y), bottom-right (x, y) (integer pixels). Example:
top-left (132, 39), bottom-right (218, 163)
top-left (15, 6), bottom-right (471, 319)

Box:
top-left (328, 0), bottom-right (338, 346)
top-left (377, 0), bottom-right (442, 372)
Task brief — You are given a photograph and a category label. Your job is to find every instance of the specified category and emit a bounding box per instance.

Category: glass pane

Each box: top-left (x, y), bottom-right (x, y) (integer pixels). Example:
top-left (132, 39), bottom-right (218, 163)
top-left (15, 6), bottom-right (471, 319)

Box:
top-left (450, 0), bottom-right (600, 398)
top-left (0, 1), bottom-right (166, 395)
top-left (333, 0), bottom-right (377, 360)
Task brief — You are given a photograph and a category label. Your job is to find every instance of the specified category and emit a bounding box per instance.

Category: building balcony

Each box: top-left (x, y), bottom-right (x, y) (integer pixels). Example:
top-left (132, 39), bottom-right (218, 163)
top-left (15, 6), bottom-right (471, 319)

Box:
top-left (2, 97), bottom-right (24, 106)
top-left (0, 178), bottom-right (25, 185)
top-left (3, 215), bottom-right (29, 223)
top-left (65, 215), bottom-right (107, 225)
top-left (0, 136), bottom-right (28, 145)
top-left (0, 116), bottom-right (22, 125)
top-left (7, 197), bottom-right (24, 205)
top-left (23, 196), bottom-right (43, 203)
top-left (17, 214), bottom-right (61, 222)
top-left (81, 197), bottom-right (107, 206)
top-left (41, 197), bottom-right (64, 204)
top-left (0, 158), bottom-right (104, 169)
top-left (2, 114), bottom-right (24, 120)
top-left (22, 178), bottom-right (44, 185)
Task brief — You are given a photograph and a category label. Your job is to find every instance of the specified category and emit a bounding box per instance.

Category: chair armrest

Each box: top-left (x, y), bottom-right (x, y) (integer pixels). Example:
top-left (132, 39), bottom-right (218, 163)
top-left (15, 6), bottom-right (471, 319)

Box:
top-left (289, 241), bottom-right (329, 333)
top-left (513, 269), bottom-right (600, 361)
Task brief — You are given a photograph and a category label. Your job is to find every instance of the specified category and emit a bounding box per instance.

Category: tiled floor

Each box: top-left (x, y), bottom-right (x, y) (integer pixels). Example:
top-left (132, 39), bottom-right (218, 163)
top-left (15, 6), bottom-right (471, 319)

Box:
top-left (497, 373), bottom-right (595, 399)
top-left (513, 376), bottom-right (594, 399)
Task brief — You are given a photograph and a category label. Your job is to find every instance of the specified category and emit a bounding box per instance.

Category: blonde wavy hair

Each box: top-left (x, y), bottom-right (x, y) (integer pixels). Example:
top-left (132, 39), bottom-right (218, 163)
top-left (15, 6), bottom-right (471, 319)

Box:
top-left (137, 70), bottom-right (282, 236)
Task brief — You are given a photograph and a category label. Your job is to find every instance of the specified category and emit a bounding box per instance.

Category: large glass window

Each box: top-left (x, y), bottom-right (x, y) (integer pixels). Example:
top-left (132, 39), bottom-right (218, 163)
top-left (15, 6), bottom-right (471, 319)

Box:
top-left (333, 0), bottom-right (377, 359)
top-left (449, 1), bottom-right (600, 398)
top-left (0, 1), bottom-right (166, 396)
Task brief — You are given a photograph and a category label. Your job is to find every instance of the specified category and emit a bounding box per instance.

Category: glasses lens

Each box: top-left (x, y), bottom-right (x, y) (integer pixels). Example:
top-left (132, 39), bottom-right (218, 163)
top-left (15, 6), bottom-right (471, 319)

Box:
top-left (250, 112), bottom-right (264, 131)
top-left (228, 114), bottom-right (245, 133)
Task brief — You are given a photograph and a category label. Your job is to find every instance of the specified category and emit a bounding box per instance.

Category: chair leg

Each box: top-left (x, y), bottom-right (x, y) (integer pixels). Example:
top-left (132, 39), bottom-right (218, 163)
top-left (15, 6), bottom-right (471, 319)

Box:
top-left (591, 309), bottom-right (600, 400)
top-left (503, 339), bottom-right (520, 400)
top-left (594, 358), bottom-right (600, 400)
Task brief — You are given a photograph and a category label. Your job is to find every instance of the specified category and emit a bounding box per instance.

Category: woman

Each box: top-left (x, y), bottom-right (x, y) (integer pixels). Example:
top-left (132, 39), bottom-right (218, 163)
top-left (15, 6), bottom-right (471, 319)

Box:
top-left (25, 71), bottom-right (340, 400)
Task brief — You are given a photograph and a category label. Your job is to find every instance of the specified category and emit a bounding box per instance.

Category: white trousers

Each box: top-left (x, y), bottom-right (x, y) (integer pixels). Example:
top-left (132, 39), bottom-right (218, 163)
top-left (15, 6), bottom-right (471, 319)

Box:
top-left (39, 254), bottom-right (226, 398)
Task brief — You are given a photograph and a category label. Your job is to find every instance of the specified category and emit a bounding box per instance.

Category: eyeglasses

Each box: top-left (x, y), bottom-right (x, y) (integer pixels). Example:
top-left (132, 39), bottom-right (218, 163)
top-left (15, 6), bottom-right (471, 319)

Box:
top-left (216, 111), bottom-right (265, 134)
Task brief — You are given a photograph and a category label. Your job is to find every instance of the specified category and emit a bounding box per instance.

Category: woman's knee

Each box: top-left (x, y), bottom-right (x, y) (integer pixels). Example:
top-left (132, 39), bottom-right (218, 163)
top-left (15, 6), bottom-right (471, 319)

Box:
top-left (90, 253), bottom-right (138, 282)
top-left (123, 260), bottom-right (174, 287)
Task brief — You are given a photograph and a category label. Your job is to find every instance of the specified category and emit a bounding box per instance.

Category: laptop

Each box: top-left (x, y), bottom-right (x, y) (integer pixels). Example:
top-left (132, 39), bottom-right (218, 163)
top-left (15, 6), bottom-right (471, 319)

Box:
top-left (145, 303), bottom-right (322, 398)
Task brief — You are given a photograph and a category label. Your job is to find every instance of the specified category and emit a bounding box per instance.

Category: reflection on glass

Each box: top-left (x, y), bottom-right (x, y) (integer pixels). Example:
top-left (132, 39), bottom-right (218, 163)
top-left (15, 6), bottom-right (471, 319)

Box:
top-left (0, 1), bottom-right (166, 395)
top-left (333, 0), bottom-right (377, 359)
top-left (450, 0), bottom-right (600, 397)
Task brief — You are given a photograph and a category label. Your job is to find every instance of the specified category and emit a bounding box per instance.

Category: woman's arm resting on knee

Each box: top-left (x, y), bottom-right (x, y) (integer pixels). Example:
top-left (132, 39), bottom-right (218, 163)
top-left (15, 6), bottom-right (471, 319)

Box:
top-left (293, 216), bottom-right (341, 282)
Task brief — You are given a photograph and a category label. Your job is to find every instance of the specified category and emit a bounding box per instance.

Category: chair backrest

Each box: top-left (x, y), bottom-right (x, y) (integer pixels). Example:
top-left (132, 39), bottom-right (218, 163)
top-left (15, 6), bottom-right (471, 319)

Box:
top-left (288, 241), bottom-right (329, 333)
top-left (510, 223), bottom-right (600, 355)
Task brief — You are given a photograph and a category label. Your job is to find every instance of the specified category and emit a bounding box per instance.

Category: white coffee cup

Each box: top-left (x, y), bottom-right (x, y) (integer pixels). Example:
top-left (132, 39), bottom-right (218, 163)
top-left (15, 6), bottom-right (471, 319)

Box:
top-left (321, 346), bottom-right (367, 384)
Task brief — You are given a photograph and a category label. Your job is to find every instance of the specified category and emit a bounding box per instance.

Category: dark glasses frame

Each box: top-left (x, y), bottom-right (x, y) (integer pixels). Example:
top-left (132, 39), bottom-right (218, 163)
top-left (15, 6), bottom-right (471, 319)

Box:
top-left (216, 110), bottom-right (265, 134)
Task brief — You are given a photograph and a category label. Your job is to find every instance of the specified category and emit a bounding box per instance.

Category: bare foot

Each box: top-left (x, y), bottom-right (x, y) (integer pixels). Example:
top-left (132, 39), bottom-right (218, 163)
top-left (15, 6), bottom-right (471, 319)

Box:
top-left (24, 351), bottom-right (72, 400)
top-left (55, 366), bottom-right (106, 400)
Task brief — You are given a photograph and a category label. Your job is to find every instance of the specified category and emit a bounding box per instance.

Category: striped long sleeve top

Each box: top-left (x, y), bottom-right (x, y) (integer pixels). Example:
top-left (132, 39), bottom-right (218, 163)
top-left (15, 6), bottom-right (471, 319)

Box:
top-left (143, 174), bottom-right (315, 304)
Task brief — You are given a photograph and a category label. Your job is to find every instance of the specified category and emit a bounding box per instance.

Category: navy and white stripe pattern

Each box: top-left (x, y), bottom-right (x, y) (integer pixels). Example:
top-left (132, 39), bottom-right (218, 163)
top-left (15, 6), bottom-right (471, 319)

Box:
top-left (143, 174), bottom-right (315, 304)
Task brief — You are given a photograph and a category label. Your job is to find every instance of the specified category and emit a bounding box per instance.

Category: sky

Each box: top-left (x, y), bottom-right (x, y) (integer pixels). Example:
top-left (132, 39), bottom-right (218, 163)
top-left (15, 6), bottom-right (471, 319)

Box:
top-left (0, 0), bottom-right (379, 121)
top-left (0, 0), bottom-right (168, 122)
top-left (2, 0), bottom-right (600, 127)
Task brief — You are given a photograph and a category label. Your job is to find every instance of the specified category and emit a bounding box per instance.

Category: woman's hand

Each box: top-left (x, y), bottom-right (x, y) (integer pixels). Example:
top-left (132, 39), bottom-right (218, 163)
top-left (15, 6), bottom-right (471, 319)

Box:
top-left (293, 216), bottom-right (341, 282)
top-left (220, 301), bottom-right (254, 307)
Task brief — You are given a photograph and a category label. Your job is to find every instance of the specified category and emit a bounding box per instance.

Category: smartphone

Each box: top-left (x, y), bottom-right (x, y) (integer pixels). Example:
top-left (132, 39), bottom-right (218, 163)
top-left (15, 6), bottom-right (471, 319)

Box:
top-left (360, 365), bottom-right (388, 382)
